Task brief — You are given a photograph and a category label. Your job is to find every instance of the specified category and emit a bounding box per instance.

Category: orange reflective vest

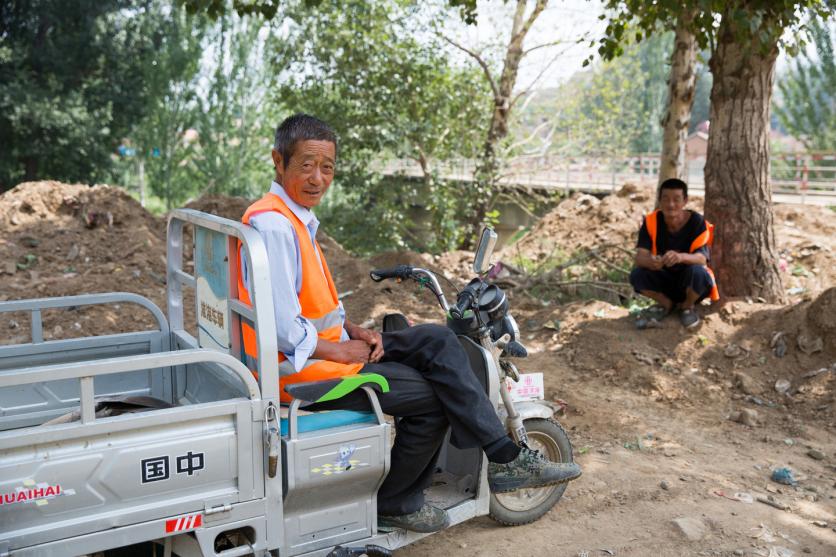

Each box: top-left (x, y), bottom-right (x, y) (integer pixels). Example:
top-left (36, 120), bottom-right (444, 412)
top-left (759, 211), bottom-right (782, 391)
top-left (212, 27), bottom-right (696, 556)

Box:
top-left (237, 193), bottom-right (362, 402)
top-left (644, 210), bottom-right (720, 302)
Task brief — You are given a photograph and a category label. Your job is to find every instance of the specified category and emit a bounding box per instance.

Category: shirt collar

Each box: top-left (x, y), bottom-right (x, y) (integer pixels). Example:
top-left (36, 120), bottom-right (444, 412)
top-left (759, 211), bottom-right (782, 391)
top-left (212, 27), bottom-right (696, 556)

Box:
top-left (270, 181), bottom-right (318, 230)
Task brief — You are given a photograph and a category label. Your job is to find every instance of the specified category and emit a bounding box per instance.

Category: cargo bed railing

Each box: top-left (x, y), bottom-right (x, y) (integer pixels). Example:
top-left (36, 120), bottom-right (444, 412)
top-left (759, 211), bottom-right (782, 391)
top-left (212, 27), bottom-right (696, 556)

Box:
top-left (0, 349), bottom-right (260, 428)
top-left (0, 292), bottom-right (169, 344)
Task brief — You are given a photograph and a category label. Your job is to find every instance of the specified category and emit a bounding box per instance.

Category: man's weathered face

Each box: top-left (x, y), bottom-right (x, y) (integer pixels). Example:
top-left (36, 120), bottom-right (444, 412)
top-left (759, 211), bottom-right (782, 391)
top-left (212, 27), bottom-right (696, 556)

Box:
top-left (659, 188), bottom-right (686, 217)
top-left (272, 140), bottom-right (336, 208)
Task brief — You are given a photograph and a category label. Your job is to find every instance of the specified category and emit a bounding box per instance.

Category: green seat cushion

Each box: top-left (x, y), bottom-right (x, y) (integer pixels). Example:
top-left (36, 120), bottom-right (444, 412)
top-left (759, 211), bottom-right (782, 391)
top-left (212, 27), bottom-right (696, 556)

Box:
top-left (283, 372), bottom-right (390, 403)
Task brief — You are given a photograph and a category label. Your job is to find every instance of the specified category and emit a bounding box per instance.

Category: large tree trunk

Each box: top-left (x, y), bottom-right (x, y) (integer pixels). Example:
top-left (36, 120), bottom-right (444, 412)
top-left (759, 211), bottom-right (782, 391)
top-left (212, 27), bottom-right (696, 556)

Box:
top-left (704, 18), bottom-right (783, 302)
top-left (658, 12), bottom-right (697, 188)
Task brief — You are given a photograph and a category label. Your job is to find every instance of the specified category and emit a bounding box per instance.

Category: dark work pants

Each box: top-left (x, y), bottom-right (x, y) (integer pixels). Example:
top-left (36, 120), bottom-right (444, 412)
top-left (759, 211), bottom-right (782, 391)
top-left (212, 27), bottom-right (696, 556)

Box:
top-left (306, 324), bottom-right (508, 515)
top-left (629, 265), bottom-right (713, 304)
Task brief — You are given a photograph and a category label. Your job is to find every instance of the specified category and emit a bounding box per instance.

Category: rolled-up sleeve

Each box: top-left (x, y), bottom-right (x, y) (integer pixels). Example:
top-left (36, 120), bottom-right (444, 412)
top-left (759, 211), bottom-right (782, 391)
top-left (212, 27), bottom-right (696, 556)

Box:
top-left (250, 213), bottom-right (317, 373)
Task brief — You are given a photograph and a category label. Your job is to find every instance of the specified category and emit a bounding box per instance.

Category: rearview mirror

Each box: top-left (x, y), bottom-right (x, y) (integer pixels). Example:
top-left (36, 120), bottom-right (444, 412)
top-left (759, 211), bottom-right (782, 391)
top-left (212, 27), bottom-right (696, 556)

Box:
top-left (473, 227), bottom-right (498, 275)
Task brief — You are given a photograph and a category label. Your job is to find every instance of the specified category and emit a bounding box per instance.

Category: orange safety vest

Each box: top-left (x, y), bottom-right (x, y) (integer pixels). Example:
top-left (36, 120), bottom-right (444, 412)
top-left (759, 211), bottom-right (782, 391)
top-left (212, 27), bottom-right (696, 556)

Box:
top-left (644, 210), bottom-right (720, 302)
top-left (237, 193), bottom-right (362, 402)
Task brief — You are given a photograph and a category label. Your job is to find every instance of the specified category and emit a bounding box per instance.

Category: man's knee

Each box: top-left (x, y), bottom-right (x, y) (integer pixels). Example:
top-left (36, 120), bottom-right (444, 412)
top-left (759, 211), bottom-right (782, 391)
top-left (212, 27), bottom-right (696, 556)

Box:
top-left (413, 323), bottom-right (457, 344)
top-left (682, 265), bottom-right (710, 279)
top-left (427, 323), bottom-right (455, 337)
top-left (682, 265), bottom-right (713, 296)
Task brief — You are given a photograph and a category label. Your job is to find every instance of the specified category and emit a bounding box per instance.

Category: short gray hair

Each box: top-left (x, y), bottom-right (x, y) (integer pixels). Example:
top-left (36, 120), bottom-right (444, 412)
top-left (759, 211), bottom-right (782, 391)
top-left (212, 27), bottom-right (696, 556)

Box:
top-left (273, 113), bottom-right (338, 164)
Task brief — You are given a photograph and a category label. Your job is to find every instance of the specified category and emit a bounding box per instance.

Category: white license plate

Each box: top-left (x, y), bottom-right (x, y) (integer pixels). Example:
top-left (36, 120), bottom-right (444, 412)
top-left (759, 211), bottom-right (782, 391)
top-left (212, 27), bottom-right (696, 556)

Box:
top-left (507, 372), bottom-right (544, 402)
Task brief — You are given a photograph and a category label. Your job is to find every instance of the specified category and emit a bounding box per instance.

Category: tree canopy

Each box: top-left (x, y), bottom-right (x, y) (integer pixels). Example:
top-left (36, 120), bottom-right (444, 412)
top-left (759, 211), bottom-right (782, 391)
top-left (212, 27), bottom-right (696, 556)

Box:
top-left (592, 0), bottom-right (836, 62)
top-left (776, 18), bottom-right (836, 150)
top-left (270, 0), bottom-right (492, 253)
top-left (0, 0), bottom-right (172, 190)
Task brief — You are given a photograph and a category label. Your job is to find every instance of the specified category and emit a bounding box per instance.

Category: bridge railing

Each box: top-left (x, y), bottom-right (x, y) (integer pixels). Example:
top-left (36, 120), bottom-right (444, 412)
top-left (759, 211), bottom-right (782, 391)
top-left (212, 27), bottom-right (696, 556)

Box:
top-left (380, 153), bottom-right (836, 203)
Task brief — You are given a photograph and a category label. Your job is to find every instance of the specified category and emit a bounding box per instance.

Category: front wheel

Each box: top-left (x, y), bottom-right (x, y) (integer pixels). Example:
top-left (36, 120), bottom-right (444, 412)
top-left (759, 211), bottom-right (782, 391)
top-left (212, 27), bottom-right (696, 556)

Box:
top-left (489, 417), bottom-right (574, 526)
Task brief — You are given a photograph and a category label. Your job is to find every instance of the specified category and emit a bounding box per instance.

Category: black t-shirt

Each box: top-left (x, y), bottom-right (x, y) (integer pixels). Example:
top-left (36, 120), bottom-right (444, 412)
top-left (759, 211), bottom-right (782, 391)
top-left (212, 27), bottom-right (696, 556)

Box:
top-left (637, 210), bottom-right (710, 267)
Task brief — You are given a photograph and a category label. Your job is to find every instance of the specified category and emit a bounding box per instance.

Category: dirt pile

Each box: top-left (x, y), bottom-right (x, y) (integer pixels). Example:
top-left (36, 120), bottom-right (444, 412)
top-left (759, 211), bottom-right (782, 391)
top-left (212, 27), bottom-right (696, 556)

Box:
top-left (1, 181), bottom-right (167, 343)
top-left (183, 194), bottom-right (253, 221)
top-left (504, 184), bottom-right (657, 262)
top-left (522, 287), bottom-right (835, 416)
top-left (502, 184), bottom-right (834, 299)
top-left (2, 182), bottom-right (833, 355)
top-left (0, 185), bottom-right (458, 345)
top-left (495, 185), bottom-right (660, 301)
top-left (773, 204), bottom-right (836, 295)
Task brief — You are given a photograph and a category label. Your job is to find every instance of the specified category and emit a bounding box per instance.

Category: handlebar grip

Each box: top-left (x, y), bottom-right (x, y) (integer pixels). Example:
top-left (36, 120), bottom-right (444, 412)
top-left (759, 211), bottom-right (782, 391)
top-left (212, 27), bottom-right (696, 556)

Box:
top-left (450, 289), bottom-right (475, 319)
top-left (369, 265), bottom-right (413, 282)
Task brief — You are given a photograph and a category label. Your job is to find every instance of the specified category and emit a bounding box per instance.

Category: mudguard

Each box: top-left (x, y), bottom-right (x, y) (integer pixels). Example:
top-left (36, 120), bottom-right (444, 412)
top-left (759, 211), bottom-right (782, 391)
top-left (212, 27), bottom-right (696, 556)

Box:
top-left (497, 400), bottom-right (556, 422)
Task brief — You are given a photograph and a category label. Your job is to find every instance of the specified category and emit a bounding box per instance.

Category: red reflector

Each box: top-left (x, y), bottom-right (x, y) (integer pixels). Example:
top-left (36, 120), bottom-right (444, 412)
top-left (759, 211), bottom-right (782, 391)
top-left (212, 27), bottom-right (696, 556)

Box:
top-left (165, 513), bottom-right (203, 533)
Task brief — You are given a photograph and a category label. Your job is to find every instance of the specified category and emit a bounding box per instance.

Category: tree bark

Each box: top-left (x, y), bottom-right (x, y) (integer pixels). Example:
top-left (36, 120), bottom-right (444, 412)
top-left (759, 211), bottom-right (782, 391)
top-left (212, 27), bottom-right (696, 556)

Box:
top-left (658, 11), bottom-right (697, 188)
top-left (471, 0), bottom-right (547, 238)
top-left (485, 0), bottom-right (545, 161)
top-left (704, 17), bottom-right (783, 302)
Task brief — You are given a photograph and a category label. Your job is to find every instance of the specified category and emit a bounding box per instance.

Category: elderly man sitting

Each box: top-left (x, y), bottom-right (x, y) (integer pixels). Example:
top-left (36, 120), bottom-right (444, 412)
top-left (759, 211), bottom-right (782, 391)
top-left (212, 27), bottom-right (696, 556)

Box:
top-left (237, 113), bottom-right (582, 533)
top-left (629, 178), bottom-right (719, 329)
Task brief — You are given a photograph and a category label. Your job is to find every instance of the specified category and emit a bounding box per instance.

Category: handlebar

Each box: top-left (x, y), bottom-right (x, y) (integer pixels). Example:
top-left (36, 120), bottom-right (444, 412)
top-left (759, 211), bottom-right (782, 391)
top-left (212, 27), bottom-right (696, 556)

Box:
top-left (369, 264), bottom-right (414, 282)
top-left (369, 265), bottom-right (450, 312)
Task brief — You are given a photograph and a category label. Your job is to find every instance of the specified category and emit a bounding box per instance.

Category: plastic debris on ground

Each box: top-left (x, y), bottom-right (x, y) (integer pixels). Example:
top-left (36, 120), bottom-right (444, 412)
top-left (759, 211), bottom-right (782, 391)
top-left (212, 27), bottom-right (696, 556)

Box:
top-left (770, 467), bottom-right (797, 486)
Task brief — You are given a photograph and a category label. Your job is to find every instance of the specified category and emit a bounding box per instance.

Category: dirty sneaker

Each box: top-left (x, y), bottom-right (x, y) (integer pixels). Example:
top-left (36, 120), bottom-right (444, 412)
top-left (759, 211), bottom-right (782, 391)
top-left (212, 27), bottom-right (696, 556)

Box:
top-left (488, 447), bottom-right (582, 494)
top-left (680, 308), bottom-right (700, 329)
top-left (378, 504), bottom-right (450, 533)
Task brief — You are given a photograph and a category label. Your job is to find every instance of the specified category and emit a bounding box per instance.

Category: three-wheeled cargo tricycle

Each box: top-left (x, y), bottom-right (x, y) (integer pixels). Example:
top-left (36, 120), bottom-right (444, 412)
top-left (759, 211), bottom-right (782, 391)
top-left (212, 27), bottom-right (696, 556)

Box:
top-left (0, 209), bottom-right (575, 556)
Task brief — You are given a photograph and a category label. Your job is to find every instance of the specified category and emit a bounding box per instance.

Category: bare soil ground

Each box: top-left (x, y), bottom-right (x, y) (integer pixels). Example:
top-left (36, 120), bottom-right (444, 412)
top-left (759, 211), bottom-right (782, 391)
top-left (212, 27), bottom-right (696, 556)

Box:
top-left (1, 182), bottom-right (834, 557)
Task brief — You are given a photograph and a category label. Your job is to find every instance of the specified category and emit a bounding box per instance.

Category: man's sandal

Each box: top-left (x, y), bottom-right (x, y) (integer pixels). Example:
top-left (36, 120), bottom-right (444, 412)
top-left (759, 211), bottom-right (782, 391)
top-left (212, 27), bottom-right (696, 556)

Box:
top-left (635, 304), bottom-right (670, 330)
top-left (679, 308), bottom-right (700, 329)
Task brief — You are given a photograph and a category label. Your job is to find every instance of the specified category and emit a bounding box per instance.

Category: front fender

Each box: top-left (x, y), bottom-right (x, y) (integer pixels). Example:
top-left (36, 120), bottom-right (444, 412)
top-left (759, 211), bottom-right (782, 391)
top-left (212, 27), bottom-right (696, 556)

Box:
top-left (497, 400), bottom-right (555, 422)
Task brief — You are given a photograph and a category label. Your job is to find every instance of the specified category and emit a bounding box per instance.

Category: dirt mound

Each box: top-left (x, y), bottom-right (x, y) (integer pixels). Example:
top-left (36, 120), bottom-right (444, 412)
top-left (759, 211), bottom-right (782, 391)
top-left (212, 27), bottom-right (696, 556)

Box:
top-left (502, 184), bottom-right (833, 300)
top-left (773, 204), bottom-right (836, 296)
top-left (2, 182), bottom-right (832, 360)
top-left (807, 287), bottom-right (836, 334)
top-left (531, 287), bottom-right (835, 414)
top-left (1, 180), bottom-right (162, 233)
top-left (184, 194), bottom-right (253, 222)
top-left (504, 185), bottom-right (656, 261)
top-left (0, 181), bottom-right (167, 344)
top-left (495, 186), bottom-right (658, 302)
